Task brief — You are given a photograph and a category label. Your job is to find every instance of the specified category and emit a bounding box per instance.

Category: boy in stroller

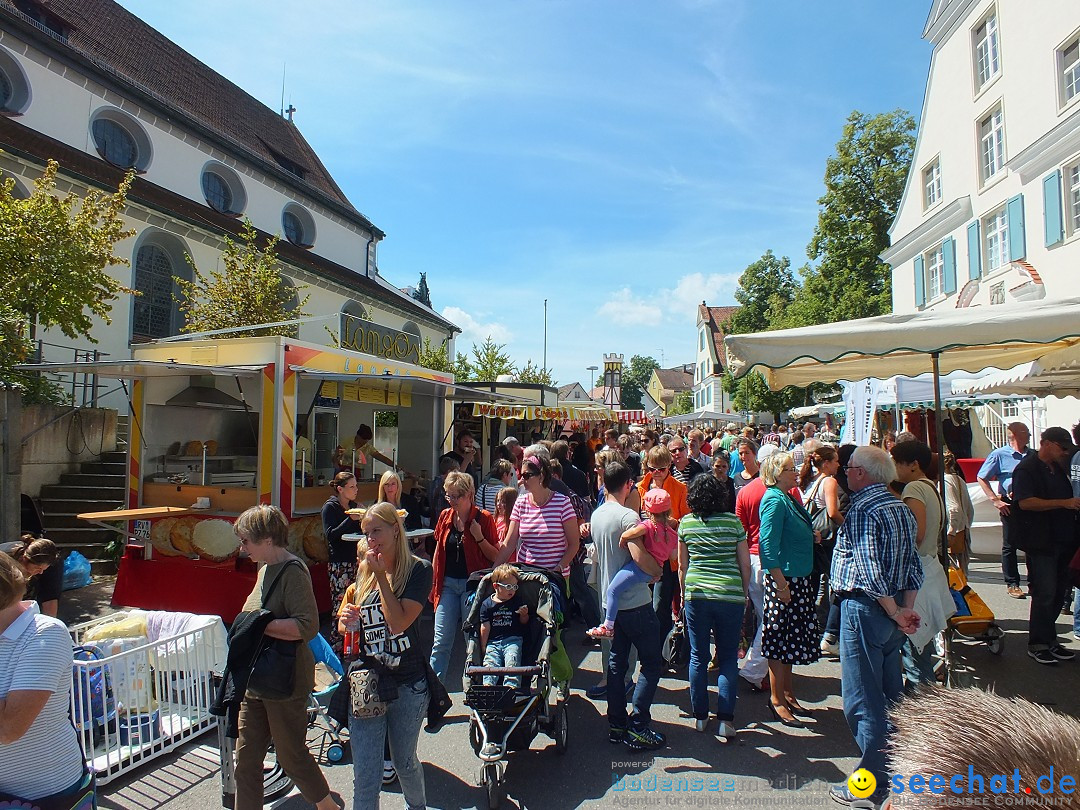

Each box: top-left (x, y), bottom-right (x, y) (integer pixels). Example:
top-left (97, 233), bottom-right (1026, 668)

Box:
top-left (479, 564), bottom-right (530, 688)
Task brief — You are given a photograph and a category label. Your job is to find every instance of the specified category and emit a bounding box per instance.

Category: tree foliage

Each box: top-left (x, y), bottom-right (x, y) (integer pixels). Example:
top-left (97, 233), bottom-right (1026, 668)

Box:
top-left (176, 220), bottom-right (309, 338)
top-left (418, 337), bottom-right (453, 373)
top-left (413, 273), bottom-right (431, 308)
top-left (516, 360), bottom-right (556, 387)
top-left (668, 390), bottom-right (693, 416)
top-left (469, 336), bottom-right (515, 381)
top-left (0, 160), bottom-right (136, 341)
top-left (621, 355), bottom-right (659, 410)
top-left (788, 109), bottom-right (916, 325)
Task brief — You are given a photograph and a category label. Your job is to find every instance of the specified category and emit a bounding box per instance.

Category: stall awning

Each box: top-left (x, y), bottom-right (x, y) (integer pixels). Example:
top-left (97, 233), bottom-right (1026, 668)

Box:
top-left (17, 360), bottom-right (264, 378)
top-left (470, 403), bottom-right (615, 421)
top-left (289, 368), bottom-right (531, 403)
top-left (724, 297), bottom-right (1080, 389)
top-left (616, 409), bottom-right (647, 424)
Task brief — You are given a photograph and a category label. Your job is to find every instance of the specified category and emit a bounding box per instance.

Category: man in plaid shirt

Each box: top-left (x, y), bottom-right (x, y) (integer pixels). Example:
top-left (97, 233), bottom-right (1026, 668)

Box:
top-left (829, 445), bottom-right (923, 807)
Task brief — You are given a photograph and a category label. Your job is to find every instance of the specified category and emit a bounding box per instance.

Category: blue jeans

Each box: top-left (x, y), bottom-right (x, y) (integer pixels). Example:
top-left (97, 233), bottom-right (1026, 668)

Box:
top-left (685, 598), bottom-right (743, 722)
top-left (483, 635), bottom-right (524, 688)
top-left (605, 562), bottom-right (652, 626)
top-left (429, 576), bottom-right (469, 681)
top-left (607, 602), bottom-right (662, 732)
top-left (901, 638), bottom-right (936, 688)
top-left (652, 564), bottom-right (678, 640)
top-left (350, 678), bottom-right (429, 810)
top-left (839, 595), bottom-right (905, 792)
top-left (1073, 588), bottom-right (1080, 637)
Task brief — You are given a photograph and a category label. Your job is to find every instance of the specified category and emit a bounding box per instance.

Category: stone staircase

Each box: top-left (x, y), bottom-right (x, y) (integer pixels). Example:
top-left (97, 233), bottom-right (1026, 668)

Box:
top-left (39, 414), bottom-right (129, 574)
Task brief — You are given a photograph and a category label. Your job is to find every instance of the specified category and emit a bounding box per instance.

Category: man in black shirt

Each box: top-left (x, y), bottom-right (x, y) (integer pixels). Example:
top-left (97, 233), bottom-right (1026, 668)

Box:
top-left (552, 440), bottom-right (589, 499)
top-left (1012, 426), bottom-right (1080, 665)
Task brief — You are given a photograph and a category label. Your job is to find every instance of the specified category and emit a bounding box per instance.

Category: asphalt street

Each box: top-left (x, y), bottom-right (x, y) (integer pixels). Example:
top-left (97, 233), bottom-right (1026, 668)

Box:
top-left (88, 555), bottom-right (1080, 809)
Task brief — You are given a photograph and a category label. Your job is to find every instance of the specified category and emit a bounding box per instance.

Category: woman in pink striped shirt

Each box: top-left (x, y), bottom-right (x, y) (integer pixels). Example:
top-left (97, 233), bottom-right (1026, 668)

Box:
top-left (494, 455), bottom-right (579, 575)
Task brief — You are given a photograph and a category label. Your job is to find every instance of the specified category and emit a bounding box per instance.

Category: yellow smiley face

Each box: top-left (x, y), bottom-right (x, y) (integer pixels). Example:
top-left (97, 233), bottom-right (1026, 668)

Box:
top-left (847, 768), bottom-right (877, 798)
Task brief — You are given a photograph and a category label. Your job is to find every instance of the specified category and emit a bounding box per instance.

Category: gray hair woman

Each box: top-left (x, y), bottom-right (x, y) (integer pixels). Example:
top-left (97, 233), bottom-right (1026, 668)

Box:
top-left (757, 452), bottom-right (819, 729)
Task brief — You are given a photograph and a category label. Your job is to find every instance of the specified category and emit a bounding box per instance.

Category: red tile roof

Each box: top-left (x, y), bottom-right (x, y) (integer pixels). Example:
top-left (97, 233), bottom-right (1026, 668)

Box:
top-left (697, 304), bottom-right (740, 364)
top-left (0, 114), bottom-right (452, 329)
top-left (0, 0), bottom-right (378, 232)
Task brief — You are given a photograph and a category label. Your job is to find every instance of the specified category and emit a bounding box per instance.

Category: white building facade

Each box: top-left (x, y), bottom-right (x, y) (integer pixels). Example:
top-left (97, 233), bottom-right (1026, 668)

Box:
top-left (884, 0), bottom-right (1080, 431)
top-left (0, 0), bottom-right (457, 407)
top-left (693, 304), bottom-right (737, 415)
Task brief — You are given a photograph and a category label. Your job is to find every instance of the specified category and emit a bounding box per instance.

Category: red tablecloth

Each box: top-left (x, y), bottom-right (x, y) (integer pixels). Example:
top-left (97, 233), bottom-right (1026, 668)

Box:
top-left (112, 553), bottom-right (332, 623)
top-left (958, 458), bottom-right (985, 482)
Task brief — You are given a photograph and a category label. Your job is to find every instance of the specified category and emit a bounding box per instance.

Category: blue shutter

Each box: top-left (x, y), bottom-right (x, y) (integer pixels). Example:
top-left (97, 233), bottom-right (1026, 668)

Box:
top-left (914, 255), bottom-right (925, 307)
top-left (1007, 194), bottom-right (1026, 261)
top-left (967, 220), bottom-right (982, 280)
top-left (942, 237), bottom-right (957, 295)
top-left (1044, 170), bottom-right (1064, 247)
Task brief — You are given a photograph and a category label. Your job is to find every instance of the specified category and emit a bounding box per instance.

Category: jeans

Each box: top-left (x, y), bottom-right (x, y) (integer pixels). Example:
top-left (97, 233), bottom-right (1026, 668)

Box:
top-left (1073, 587), bottom-right (1080, 637)
top-left (569, 555), bottom-right (602, 627)
top-left (1027, 549), bottom-right (1071, 650)
top-left (901, 638), bottom-right (937, 688)
top-left (839, 595), bottom-right (905, 793)
top-left (605, 563), bottom-right (652, 626)
top-left (608, 602), bottom-right (662, 732)
top-left (740, 554), bottom-right (768, 684)
top-left (350, 678), bottom-right (429, 810)
top-left (595, 581), bottom-right (638, 682)
top-left (429, 576), bottom-right (469, 681)
top-left (652, 564), bottom-right (678, 640)
top-left (824, 594), bottom-right (841, 640)
top-left (1001, 515), bottom-right (1024, 589)
top-left (483, 635), bottom-right (524, 688)
top-left (685, 598), bottom-right (743, 722)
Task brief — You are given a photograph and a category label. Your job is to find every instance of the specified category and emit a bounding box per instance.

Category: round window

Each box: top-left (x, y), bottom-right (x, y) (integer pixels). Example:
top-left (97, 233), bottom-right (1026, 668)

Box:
top-left (0, 69), bottom-right (11, 111)
top-left (202, 171), bottom-right (233, 213)
top-left (92, 118), bottom-right (138, 168)
top-left (282, 210), bottom-right (305, 245)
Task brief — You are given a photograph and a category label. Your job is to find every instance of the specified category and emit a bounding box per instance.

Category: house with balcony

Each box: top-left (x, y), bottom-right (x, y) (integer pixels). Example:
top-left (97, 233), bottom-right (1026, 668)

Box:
top-left (882, 0), bottom-right (1080, 432)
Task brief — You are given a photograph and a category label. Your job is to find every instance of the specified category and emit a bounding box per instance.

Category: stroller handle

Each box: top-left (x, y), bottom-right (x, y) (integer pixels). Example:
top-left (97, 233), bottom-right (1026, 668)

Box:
top-left (466, 665), bottom-right (543, 676)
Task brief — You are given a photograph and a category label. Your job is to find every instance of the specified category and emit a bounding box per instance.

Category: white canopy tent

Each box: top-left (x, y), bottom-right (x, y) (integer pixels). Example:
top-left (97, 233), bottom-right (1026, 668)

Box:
top-left (952, 344), bottom-right (1080, 399)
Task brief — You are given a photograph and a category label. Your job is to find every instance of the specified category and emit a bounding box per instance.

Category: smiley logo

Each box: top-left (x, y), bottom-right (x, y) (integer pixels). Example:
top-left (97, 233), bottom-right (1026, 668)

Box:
top-left (848, 768), bottom-right (877, 798)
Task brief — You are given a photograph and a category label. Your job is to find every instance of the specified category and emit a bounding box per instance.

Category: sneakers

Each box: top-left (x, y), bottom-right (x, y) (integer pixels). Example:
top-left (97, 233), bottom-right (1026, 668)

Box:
top-left (586, 624), bottom-right (614, 638)
top-left (694, 718), bottom-right (708, 733)
top-left (1028, 649), bottom-right (1058, 665)
top-left (608, 725), bottom-right (627, 744)
top-left (382, 760), bottom-right (397, 785)
top-left (716, 721), bottom-right (737, 742)
top-left (624, 726), bottom-right (667, 751)
top-left (830, 783), bottom-right (883, 807)
top-left (820, 635), bottom-right (839, 658)
top-left (1007, 586), bottom-right (1026, 599)
top-left (1050, 645), bottom-right (1076, 661)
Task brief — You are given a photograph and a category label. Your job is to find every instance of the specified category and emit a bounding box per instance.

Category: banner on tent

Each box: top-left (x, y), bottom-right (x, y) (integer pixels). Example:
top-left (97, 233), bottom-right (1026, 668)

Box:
top-left (840, 379), bottom-right (883, 445)
top-left (471, 403), bottom-right (614, 421)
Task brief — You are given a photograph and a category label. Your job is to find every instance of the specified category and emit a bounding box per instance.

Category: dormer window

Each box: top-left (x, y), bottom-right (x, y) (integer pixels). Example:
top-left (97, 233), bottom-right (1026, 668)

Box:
top-left (272, 152), bottom-right (306, 179)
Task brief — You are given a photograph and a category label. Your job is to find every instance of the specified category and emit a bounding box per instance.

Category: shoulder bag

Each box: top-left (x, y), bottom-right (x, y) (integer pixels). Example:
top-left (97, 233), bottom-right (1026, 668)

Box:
top-left (247, 559), bottom-right (304, 699)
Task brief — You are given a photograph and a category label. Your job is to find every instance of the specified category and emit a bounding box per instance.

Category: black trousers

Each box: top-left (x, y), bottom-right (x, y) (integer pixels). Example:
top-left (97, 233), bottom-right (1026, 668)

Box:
top-left (1027, 548), bottom-right (1071, 649)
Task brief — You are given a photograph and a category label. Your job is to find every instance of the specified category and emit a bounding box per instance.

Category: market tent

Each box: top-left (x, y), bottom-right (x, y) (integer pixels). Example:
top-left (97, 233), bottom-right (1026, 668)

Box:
top-left (724, 297), bottom-right (1080, 390)
top-left (952, 344), bottom-right (1080, 398)
top-left (661, 408), bottom-right (733, 427)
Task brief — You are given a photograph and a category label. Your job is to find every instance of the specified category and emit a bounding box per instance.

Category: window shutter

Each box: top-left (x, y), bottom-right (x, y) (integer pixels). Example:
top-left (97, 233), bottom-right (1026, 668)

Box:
top-left (967, 220), bottom-right (981, 280)
top-left (1043, 170), bottom-right (1064, 247)
top-left (1006, 194), bottom-right (1026, 261)
top-left (942, 237), bottom-right (957, 295)
top-left (914, 255), bottom-right (926, 307)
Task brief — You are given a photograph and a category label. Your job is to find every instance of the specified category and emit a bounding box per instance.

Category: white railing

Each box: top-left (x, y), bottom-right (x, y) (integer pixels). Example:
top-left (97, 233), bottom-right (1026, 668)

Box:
top-left (69, 612), bottom-right (225, 785)
top-left (976, 401), bottom-right (1045, 450)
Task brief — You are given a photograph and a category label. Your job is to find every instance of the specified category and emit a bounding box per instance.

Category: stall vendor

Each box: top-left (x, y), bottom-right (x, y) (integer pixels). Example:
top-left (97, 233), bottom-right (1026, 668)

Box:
top-left (334, 423), bottom-right (401, 479)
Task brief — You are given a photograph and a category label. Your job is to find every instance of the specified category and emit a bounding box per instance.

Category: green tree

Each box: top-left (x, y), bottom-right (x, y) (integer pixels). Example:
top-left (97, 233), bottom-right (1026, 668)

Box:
top-left (176, 220), bottom-right (309, 338)
top-left (720, 251), bottom-right (805, 418)
top-left (515, 360), bottom-right (556, 387)
top-left (788, 109), bottom-right (916, 326)
top-left (414, 273), bottom-right (431, 308)
top-left (418, 337), bottom-right (453, 373)
top-left (0, 160), bottom-right (135, 342)
top-left (452, 352), bottom-right (474, 381)
top-left (668, 390), bottom-right (693, 416)
top-left (621, 355), bottom-right (659, 410)
top-left (469, 336), bottom-right (515, 381)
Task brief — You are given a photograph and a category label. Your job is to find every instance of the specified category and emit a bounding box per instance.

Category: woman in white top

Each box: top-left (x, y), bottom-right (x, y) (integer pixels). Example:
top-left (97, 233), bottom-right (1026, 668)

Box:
top-left (797, 445), bottom-right (845, 528)
top-left (0, 551), bottom-right (86, 804)
top-left (891, 440), bottom-right (956, 688)
top-left (942, 451), bottom-right (976, 575)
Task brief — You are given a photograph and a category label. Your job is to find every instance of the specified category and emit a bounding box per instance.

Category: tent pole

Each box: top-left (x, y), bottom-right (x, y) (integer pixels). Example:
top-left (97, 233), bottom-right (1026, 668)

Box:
top-left (931, 350), bottom-right (954, 687)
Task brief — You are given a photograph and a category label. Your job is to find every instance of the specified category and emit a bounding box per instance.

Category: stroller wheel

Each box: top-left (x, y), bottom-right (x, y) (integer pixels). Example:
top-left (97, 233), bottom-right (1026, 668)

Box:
top-left (552, 701), bottom-right (568, 754)
top-left (987, 636), bottom-right (1004, 655)
top-left (484, 763), bottom-right (504, 809)
top-left (326, 741), bottom-right (346, 763)
top-left (469, 718), bottom-right (483, 756)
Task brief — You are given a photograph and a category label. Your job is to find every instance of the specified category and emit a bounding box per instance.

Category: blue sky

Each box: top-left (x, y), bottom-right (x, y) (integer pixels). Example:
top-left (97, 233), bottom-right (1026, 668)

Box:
top-left (119, 0), bottom-right (932, 390)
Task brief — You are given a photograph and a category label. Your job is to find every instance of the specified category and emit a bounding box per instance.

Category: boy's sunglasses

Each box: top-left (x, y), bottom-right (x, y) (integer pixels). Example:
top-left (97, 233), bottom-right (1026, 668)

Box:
top-left (495, 582), bottom-right (519, 590)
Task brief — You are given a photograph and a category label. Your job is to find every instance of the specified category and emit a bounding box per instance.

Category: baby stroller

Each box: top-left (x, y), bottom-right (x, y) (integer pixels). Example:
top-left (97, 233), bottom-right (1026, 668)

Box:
top-left (948, 563), bottom-right (1005, 655)
top-left (461, 564), bottom-right (568, 809)
top-left (308, 633), bottom-right (350, 763)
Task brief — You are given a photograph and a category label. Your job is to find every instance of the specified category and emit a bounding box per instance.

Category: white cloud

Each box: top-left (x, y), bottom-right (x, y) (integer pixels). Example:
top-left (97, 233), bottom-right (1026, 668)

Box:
top-left (596, 288), bottom-right (664, 326)
top-left (666, 272), bottom-right (741, 314)
top-left (442, 306), bottom-right (513, 347)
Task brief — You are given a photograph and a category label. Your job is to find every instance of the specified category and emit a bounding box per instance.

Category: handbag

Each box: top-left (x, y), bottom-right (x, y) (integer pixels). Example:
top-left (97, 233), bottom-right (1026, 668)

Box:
top-left (247, 560), bottom-right (303, 699)
top-left (0, 767), bottom-right (95, 810)
top-left (806, 478), bottom-right (838, 577)
top-left (424, 662), bottom-right (452, 731)
top-left (348, 666), bottom-right (388, 718)
top-left (662, 612), bottom-right (690, 670)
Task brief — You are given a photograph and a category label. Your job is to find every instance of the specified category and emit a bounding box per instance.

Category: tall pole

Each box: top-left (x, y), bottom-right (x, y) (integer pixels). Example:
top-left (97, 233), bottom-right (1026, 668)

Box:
top-left (543, 298), bottom-right (548, 377)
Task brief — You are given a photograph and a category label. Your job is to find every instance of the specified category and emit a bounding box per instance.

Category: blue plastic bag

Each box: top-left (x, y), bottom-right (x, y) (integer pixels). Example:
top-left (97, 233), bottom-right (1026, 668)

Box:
top-left (63, 550), bottom-right (92, 591)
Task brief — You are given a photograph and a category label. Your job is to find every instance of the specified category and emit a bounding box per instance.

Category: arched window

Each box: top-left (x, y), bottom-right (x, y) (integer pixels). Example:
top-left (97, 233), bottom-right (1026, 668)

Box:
top-left (0, 47), bottom-right (31, 114)
top-left (281, 203), bottom-right (316, 247)
top-left (0, 70), bottom-right (11, 110)
top-left (131, 233), bottom-right (190, 341)
top-left (200, 162), bottom-right (246, 215)
top-left (202, 172), bottom-right (231, 213)
top-left (92, 118), bottom-right (138, 169)
top-left (340, 300), bottom-right (367, 342)
top-left (401, 320), bottom-right (420, 337)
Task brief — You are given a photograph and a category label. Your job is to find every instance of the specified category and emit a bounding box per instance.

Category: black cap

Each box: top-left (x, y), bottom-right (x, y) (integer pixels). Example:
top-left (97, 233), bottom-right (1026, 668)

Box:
top-left (1042, 426), bottom-right (1076, 452)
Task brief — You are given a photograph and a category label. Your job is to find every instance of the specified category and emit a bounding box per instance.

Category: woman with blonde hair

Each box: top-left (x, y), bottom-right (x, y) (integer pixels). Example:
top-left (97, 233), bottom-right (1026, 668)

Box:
top-left (339, 502), bottom-right (432, 810)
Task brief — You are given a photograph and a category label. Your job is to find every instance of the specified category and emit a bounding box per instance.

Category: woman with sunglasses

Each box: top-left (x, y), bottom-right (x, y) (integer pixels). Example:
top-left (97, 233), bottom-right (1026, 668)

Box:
top-left (428, 470), bottom-right (500, 682)
top-left (496, 455), bottom-right (579, 575)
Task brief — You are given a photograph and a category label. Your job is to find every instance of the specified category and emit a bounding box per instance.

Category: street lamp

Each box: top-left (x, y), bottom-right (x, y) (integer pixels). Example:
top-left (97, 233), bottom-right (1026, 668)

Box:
top-left (586, 365), bottom-right (598, 398)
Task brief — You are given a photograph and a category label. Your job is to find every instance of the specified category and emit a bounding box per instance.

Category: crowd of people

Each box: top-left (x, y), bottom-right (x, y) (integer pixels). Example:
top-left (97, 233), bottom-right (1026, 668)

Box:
top-left (5, 418), bottom-right (1080, 810)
